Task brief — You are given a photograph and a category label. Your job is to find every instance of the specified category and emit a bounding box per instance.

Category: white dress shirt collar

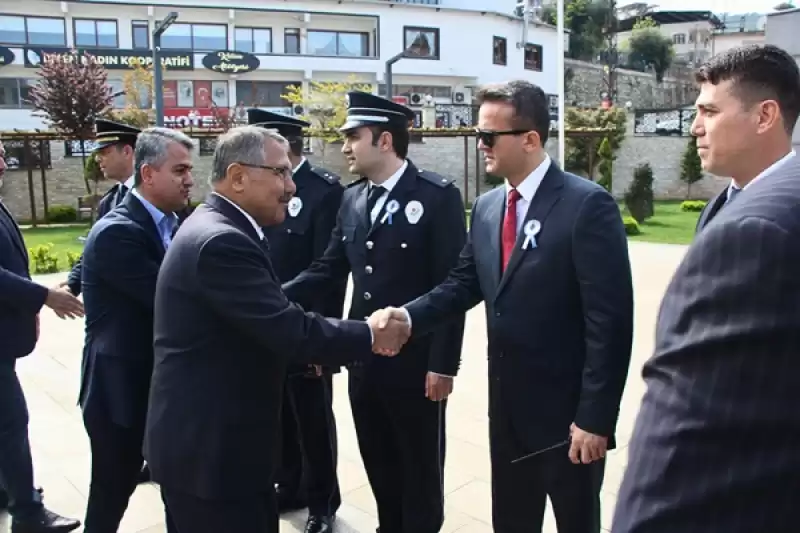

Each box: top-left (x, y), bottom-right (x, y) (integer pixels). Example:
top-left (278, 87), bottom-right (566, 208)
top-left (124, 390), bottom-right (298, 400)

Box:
top-left (730, 149), bottom-right (796, 198)
top-left (211, 192), bottom-right (264, 240)
top-left (505, 155), bottom-right (552, 202)
top-left (292, 157), bottom-right (307, 175)
top-left (123, 175), bottom-right (135, 189)
top-left (370, 159), bottom-right (408, 193)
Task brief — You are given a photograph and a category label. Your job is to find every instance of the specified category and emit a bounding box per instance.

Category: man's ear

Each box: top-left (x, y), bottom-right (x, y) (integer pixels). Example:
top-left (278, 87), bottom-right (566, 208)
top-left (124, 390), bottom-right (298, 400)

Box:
top-left (228, 163), bottom-right (246, 192)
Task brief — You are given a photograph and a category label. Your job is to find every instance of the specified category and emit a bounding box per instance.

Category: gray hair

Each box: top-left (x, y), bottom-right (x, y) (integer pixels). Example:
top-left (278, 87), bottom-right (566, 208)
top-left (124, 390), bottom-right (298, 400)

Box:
top-left (210, 126), bottom-right (288, 184)
top-left (134, 127), bottom-right (196, 186)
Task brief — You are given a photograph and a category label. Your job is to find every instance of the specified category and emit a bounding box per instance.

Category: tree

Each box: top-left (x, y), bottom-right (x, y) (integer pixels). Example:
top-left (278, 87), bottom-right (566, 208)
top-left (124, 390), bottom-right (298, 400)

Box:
top-left (281, 77), bottom-right (373, 154)
top-left (102, 62), bottom-right (153, 128)
top-left (28, 51), bottom-right (116, 194)
top-left (542, 0), bottom-right (614, 61)
top-left (680, 136), bottom-right (704, 198)
top-left (564, 106), bottom-right (627, 178)
top-left (596, 136), bottom-right (613, 191)
top-left (624, 163), bottom-right (654, 223)
top-left (774, 1), bottom-right (795, 9)
top-left (625, 16), bottom-right (675, 82)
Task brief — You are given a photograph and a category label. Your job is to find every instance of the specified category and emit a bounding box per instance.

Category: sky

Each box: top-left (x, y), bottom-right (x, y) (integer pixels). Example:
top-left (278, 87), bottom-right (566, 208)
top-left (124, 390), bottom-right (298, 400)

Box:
top-left (636, 0), bottom-right (792, 13)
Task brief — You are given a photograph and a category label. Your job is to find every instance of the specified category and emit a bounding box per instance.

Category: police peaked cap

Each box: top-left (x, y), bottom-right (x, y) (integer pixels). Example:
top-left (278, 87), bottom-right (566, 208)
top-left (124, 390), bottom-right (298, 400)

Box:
top-left (247, 108), bottom-right (310, 138)
top-left (93, 118), bottom-right (141, 151)
top-left (340, 91), bottom-right (415, 132)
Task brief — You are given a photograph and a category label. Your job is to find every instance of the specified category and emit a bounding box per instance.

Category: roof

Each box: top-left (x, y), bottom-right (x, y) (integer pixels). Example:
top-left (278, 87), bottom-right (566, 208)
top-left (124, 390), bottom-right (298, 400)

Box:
top-left (716, 12), bottom-right (766, 33)
top-left (617, 10), bottom-right (724, 32)
top-left (767, 6), bottom-right (800, 16)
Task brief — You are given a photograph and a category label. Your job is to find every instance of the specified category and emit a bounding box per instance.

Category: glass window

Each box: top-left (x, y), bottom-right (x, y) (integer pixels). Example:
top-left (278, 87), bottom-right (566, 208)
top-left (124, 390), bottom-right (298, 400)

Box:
top-left (74, 19), bottom-right (118, 48)
top-left (285, 28), bottom-right (300, 54)
top-left (0, 78), bottom-right (20, 107)
top-left (235, 81), bottom-right (297, 107)
top-left (235, 27), bottom-right (271, 54)
top-left (403, 26), bottom-right (439, 60)
top-left (308, 30), bottom-right (368, 57)
top-left (192, 24), bottom-right (226, 51)
top-left (524, 43), bottom-right (543, 71)
top-left (493, 36), bottom-right (507, 66)
top-left (0, 16), bottom-right (26, 45)
top-left (338, 32), bottom-right (368, 57)
top-left (162, 23), bottom-right (192, 50)
top-left (107, 79), bottom-right (126, 108)
top-left (26, 17), bottom-right (66, 46)
top-left (132, 20), bottom-right (148, 49)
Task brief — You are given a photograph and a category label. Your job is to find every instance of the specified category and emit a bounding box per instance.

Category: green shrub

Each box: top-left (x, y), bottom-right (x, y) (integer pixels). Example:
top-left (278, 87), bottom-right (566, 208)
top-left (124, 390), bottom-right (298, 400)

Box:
top-left (66, 251), bottom-right (81, 269)
top-left (47, 204), bottom-right (78, 223)
top-left (596, 137), bottom-right (613, 192)
top-left (622, 216), bottom-right (641, 235)
top-left (624, 163), bottom-right (654, 223)
top-left (680, 200), bottom-right (707, 212)
top-left (29, 244), bottom-right (60, 274)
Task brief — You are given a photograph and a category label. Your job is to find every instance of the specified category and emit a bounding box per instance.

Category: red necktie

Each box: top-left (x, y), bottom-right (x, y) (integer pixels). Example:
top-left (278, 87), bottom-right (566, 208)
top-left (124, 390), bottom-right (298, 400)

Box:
top-left (502, 188), bottom-right (521, 272)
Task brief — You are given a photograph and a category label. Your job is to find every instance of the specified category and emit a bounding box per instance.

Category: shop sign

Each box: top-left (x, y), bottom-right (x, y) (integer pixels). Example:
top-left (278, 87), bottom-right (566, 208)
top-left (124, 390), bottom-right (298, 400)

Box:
top-left (0, 46), bottom-right (14, 67)
top-left (23, 47), bottom-right (194, 71)
top-left (201, 50), bottom-right (260, 74)
top-left (164, 107), bottom-right (230, 128)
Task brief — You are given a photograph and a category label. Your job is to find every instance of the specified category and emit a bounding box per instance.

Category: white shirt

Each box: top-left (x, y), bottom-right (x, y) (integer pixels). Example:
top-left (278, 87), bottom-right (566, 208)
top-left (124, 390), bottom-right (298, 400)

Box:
top-left (368, 160), bottom-right (408, 224)
top-left (292, 156), bottom-right (307, 175)
top-left (504, 155), bottom-right (552, 237)
top-left (122, 175), bottom-right (135, 190)
top-left (728, 149), bottom-right (796, 201)
top-left (212, 192), bottom-right (264, 240)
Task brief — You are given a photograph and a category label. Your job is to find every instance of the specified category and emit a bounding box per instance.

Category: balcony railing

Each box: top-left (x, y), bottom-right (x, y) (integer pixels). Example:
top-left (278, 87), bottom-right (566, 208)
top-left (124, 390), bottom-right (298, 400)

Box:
top-left (381, 0), bottom-right (442, 5)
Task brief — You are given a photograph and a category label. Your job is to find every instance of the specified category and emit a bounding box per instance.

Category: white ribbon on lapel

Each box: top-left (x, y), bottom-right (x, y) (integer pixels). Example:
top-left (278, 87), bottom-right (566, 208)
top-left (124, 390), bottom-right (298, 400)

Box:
top-left (381, 199), bottom-right (400, 225)
top-left (521, 219), bottom-right (542, 250)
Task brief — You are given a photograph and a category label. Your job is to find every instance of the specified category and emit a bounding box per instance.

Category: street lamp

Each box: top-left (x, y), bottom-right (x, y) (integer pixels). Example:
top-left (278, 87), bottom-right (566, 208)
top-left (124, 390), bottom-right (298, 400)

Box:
top-left (384, 51), bottom-right (412, 99)
top-left (557, 0), bottom-right (565, 166)
top-left (153, 11), bottom-right (178, 127)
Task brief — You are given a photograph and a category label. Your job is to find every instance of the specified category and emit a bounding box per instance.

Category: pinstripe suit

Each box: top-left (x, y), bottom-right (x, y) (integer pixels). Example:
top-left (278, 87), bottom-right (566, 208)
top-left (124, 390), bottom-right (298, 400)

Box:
top-left (612, 156), bottom-right (800, 533)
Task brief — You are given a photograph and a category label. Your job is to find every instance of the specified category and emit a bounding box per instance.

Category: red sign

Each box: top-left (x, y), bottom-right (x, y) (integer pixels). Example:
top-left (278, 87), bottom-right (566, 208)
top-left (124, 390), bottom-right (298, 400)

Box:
top-left (164, 107), bottom-right (229, 128)
top-left (392, 96), bottom-right (409, 105)
top-left (162, 81), bottom-right (177, 108)
top-left (194, 80), bottom-right (212, 107)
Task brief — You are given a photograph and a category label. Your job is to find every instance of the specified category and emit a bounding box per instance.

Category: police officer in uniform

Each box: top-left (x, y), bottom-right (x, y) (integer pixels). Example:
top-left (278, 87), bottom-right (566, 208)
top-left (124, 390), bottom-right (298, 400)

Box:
top-left (248, 109), bottom-right (347, 533)
top-left (283, 92), bottom-right (467, 533)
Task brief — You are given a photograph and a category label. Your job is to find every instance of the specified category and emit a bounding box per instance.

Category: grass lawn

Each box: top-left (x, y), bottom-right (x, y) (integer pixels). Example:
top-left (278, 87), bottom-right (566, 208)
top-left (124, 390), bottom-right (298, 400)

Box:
top-left (620, 200), bottom-right (700, 246)
top-left (20, 224), bottom-right (89, 273)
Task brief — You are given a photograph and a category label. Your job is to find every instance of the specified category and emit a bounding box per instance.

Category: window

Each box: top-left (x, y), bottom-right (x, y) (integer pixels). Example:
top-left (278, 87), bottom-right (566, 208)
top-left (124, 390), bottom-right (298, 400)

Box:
top-left (132, 20), bottom-right (148, 49)
top-left (493, 36), bottom-right (507, 65)
top-left (378, 84), bottom-right (451, 98)
top-left (403, 26), bottom-right (439, 60)
top-left (673, 33), bottom-right (686, 44)
top-left (235, 81), bottom-right (298, 107)
top-left (0, 15), bottom-right (66, 46)
top-left (524, 43), bottom-right (542, 71)
top-left (235, 27), bottom-right (272, 54)
top-left (161, 23), bottom-right (226, 51)
top-left (74, 19), bottom-right (118, 48)
top-left (0, 78), bottom-right (37, 108)
top-left (307, 30), bottom-right (369, 57)
top-left (284, 28), bottom-right (300, 54)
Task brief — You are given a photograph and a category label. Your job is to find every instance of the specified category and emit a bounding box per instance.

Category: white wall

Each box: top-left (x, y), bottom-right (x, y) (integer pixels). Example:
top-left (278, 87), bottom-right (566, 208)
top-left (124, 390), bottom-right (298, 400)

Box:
top-left (765, 8), bottom-right (800, 147)
top-left (713, 32), bottom-right (765, 56)
top-left (618, 20), bottom-right (716, 62)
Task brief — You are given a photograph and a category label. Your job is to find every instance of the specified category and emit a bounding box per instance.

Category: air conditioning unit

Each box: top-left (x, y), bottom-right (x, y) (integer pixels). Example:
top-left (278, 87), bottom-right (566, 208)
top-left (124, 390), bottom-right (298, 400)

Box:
top-left (452, 87), bottom-right (472, 104)
top-left (409, 93), bottom-right (424, 106)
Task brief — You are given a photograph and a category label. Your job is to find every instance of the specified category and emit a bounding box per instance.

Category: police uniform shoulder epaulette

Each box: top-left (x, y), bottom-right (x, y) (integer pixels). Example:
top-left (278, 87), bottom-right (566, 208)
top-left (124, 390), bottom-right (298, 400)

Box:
top-left (417, 169), bottom-right (455, 188)
top-left (346, 176), bottom-right (368, 188)
top-left (309, 166), bottom-right (341, 185)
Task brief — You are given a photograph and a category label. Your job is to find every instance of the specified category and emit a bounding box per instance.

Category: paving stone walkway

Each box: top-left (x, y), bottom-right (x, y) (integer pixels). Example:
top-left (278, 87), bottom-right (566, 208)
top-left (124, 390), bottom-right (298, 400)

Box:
top-left (1, 241), bottom-right (688, 533)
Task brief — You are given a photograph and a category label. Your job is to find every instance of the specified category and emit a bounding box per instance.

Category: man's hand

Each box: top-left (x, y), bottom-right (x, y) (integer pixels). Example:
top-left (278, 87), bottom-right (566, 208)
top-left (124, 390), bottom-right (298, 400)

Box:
top-left (373, 307), bottom-right (411, 330)
top-left (568, 423), bottom-right (608, 465)
top-left (367, 310), bottom-right (410, 356)
top-left (425, 372), bottom-right (453, 401)
top-left (44, 288), bottom-right (85, 319)
top-left (55, 280), bottom-right (69, 289)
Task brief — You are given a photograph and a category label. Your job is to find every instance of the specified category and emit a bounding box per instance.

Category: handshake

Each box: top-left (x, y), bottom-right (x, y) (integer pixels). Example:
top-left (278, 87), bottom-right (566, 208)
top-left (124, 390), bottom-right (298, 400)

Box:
top-left (367, 307), bottom-right (412, 356)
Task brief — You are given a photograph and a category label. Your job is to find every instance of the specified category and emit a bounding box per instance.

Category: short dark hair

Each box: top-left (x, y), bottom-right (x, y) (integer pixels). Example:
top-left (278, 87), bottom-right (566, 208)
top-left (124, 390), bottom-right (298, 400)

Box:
top-left (286, 136), bottom-right (304, 157)
top-left (476, 80), bottom-right (551, 146)
top-left (695, 44), bottom-right (800, 134)
top-left (367, 124), bottom-right (409, 159)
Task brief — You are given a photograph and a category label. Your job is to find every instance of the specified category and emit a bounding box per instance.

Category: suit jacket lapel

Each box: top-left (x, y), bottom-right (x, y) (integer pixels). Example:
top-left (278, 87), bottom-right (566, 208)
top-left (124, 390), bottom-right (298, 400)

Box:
top-left (495, 164), bottom-right (564, 299)
top-left (0, 199), bottom-right (28, 262)
top-left (123, 194), bottom-right (167, 257)
top-left (696, 189), bottom-right (727, 233)
top-left (367, 162), bottom-right (417, 238)
top-left (205, 193), bottom-right (263, 245)
top-left (483, 189), bottom-right (505, 294)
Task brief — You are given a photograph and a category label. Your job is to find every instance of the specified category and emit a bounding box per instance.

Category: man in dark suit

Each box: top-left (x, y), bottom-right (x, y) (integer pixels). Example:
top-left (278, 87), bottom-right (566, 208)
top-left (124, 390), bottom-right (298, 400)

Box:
top-left (374, 80), bottom-right (634, 533)
top-left (143, 125), bottom-right (408, 533)
top-left (283, 91), bottom-right (467, 533)
top-left (61, 119), bottom-right (141, 297)
top-left (612, 44), bottom-right (800, 533)
top-left (0, 140), bottom-right (85, 532)
top-left (78, 127), bottom-right (195, 533)
top-left (248, 109), bottom-right (347, 532)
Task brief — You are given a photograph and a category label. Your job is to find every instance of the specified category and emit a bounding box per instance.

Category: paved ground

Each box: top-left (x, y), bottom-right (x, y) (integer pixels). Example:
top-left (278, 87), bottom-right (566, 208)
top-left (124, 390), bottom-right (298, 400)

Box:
top-left (1, 241), bottom-right (688, 533)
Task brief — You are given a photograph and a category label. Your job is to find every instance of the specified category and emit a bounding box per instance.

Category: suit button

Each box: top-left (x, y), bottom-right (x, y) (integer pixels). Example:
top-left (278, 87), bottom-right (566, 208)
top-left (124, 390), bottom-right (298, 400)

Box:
top-left (401, 242), bottom-right (408, 249)
top-left (286, 228), bottom-right (292, 234)
top-left (365, 265), bottom-right (373, 274)
top-left (495, 312), bottom-right (501, 317)
top-left (364, 292), bottom-right (372, 300)
top-left (342, 235), bottom-right (347, 241)
top-left (366, 241), bottom-right (374, 249)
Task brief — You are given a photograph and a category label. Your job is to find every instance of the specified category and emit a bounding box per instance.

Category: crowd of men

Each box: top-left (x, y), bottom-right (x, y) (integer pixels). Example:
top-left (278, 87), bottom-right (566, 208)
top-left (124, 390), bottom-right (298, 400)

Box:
top-left (1, 42), bottom-right (799, 533)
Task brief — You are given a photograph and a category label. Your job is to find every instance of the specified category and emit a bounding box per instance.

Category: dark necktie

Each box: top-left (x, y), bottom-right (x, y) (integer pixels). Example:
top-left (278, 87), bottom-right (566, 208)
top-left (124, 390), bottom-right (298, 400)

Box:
top-left (366, 185), bottom-right (385, 225)
top-left (114, 184), bottom-right (128, 207)
top-left (501, 188), bottom-right (521, 272)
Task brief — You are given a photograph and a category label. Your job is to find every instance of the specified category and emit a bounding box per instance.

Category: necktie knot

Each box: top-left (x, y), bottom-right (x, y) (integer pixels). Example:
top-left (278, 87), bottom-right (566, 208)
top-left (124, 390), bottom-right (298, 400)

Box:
top-left (508, 188), bottom-right (521, 205)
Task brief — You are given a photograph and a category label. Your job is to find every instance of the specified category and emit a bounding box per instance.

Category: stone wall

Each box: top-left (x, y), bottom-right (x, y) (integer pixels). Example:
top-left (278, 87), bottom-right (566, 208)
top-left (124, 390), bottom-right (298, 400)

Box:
top-left (566, 59), bottom-right (699, 110)
top-left (0, 115), bottom-right (725, 222)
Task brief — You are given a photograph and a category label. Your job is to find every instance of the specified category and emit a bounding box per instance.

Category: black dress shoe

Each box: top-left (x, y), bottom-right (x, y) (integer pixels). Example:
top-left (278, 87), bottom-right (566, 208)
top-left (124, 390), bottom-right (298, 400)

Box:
top-left (11, 507), bottom-right (80, 533)
top-left (305, 514), bottom-right (335, 533)
top-left (137, 464), bottom-right (151, 484)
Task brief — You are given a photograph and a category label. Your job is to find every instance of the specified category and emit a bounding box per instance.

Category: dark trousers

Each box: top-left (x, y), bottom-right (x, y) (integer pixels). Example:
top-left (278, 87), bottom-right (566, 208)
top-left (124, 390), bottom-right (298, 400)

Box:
top-left (162, 486), bottom-right (278, 533)
top-left (348, 370), bottom-right (446, 533)
top-left (489, 406), bottom-right (605, 533)
top-left (82, 411), bottom-right (176, 533)
top-left (0, 360), bottom-right (43, 519)
top-left (277, 372), bottom-right (341, 516)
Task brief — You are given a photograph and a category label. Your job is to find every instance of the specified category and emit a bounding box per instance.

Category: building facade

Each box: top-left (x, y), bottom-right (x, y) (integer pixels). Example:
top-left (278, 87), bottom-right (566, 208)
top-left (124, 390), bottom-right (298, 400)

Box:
top-left (765, 7), bottom-right (800, 148)
top-left (0, 0), bottom-right (560, 130)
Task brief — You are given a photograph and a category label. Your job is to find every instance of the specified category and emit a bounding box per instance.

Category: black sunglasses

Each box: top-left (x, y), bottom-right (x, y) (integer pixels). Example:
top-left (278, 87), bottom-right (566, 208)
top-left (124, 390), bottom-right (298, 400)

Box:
top-left (475, 128), bottom-right (531, 148)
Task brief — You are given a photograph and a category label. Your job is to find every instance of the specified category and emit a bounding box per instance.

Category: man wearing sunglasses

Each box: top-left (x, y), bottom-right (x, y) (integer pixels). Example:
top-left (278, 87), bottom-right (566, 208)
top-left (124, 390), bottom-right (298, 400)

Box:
top-left (282, 91), bottom-right (467, 533)
top-left (373, 80), bottom-right (634, 533)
